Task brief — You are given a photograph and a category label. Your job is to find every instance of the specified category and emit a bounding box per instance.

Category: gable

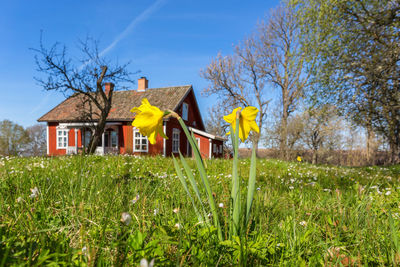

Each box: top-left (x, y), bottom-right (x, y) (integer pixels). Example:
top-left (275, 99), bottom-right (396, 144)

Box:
top-left (175, 89), bottom-right (205, 131)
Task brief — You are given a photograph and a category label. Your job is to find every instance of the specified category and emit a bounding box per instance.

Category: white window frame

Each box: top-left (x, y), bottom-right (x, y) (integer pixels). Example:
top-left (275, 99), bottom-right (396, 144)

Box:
top-left (56, 128), bottom-right (69, 149)
top-left (182, 103), bottom-right (188, 121)
top-left (133, 128), bottom-right (148, 152)
top-left (172, 128), bottom-right (180, 153)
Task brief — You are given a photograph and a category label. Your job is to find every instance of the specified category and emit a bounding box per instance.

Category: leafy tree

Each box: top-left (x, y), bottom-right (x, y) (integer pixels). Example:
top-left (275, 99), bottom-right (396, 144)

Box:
top-left (293, 0), bottom-right (400, 163)
top-left (33, 36), bottom-right (136, 154)
top-left (0, 120), bottom-right (30, 156)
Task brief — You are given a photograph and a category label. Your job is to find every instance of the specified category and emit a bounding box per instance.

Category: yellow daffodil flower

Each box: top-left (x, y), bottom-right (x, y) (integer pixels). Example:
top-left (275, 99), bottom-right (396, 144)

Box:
top-left (130, 98), bottom-right (167, 144)
top-left (224, 106), bottom-right (259, 142)
top-left (297, 156), bottom-right (302, 162)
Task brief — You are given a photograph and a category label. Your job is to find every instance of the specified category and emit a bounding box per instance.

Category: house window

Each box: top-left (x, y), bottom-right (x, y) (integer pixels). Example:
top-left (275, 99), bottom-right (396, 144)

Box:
top-left (56, 129), bottom-right (68, 149)
top-left (182, 103), bottom-right (188, 121)
top-left (172, 129), bottom-right (180, 153)
top-left (213, 144), bottom-right (217, 153)
top-left (219, 145), bottom-right (223, 154)
top-left (133, 129), bottom-right (148, 152)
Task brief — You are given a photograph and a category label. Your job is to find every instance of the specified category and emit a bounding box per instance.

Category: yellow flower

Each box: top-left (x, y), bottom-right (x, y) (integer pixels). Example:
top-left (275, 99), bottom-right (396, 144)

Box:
top-left (297, 156), bottom-right (302, 162)
top-left (131, 98), bottom-right (167, 144)
top-left (224, 106), bottom-right (259, 142)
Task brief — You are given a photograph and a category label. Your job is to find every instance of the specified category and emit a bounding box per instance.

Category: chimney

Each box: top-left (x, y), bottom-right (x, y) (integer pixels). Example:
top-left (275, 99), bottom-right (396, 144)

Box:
top-left (104, 82), bottom-right (114, 96)
top-left (137, 77), bottom-right (148, 92)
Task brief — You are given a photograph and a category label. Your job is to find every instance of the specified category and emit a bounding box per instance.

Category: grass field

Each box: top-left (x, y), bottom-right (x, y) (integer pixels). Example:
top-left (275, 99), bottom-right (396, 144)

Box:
top-left (1, 155), bottom-right (400, 266)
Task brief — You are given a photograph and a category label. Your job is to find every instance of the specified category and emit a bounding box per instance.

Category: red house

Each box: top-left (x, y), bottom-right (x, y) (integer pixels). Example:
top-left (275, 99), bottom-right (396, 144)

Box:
top-left (38, 77), bottom-right (225, 158)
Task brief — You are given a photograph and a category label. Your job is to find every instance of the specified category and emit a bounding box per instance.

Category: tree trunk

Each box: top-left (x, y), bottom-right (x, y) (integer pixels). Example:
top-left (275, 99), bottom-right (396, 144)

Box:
top-left (312, 149), bottom-right (318, 164)
top-left (280, 106), bottom-right (288, 160)
top-left (366, 122), bottom-right (376, 165)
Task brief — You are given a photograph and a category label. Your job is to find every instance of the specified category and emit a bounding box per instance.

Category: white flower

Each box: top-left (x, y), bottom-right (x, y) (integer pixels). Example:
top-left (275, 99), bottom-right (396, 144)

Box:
top-left (289, 186), bottom-right (294, 190)
top-left (173, 208), bottom-right (180, 214)
top-left (218, 203), bottom-right (224, 208)
top-left (16, 197), bottom-right (23, 203)
top-left (299, 221), bottom-right (307, 226)
top-left (140, 258), bottom-right (155, 267)
top-left (323, 189), bottom-right (331, 192)
top-left (121, 212), bottom-right (132, 226)
top-left (153, 209), bottom-right (158, 216)
top-left (256, 187), bottom-right (261, 191)
top-left (82, 246), bottom-right (88, 256)
top-left (30, 187), bottom-right (39, 198)
top-left (131, 194), bottom-right (140, 204)
top-left (385, 191), bottom-right (391, 196)
top-left (174, 223), bottom-right (182, 229)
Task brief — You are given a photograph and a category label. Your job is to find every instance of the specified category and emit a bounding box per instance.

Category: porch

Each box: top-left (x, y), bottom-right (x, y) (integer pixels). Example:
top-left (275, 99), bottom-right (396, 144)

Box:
top-left (58, 122), bottom-right (122, 155)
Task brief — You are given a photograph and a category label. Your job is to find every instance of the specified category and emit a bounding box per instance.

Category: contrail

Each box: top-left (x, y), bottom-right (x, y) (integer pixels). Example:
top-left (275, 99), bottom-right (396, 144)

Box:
top-left (31, 0), bottom-right (167, 115)
top-left (99, 0), bottom-right (167, 57)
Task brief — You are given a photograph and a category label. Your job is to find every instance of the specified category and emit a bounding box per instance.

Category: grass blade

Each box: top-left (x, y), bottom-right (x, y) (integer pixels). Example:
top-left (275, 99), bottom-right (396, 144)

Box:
top-left (172, 155), bottom-right (204, 223)
top-left (179, 152), bottom-right (210, 224)
top-left (177, 118), bottom-right (223, 241)
top-left (246, 148), bottom-right (257, 226)
top-left (231, 118), bottom-right (240, 237)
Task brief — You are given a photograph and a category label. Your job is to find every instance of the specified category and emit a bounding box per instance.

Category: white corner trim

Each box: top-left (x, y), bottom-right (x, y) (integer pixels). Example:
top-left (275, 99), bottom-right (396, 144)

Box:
top-left (163, 122), bottom-right (166, 157)
top-left (46, 125), bottom-right (49, 155)
top-left (209, 138), bottom-right (212, 159)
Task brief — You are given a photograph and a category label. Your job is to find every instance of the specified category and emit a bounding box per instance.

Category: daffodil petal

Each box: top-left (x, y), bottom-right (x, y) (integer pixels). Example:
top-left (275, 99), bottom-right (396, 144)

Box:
top-left (249, 121), bottom-right (260, 133)
top-left (241, 106), bottom-right (259, 121)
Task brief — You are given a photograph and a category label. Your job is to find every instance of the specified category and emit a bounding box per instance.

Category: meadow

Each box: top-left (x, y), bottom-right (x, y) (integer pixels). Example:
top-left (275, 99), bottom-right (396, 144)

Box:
top-left (1, 155), bottom-right (400, 266)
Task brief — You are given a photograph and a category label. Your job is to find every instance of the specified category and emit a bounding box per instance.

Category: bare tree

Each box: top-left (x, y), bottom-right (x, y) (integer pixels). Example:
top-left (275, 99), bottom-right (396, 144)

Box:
top-left (257, 5), bottom-right (313, 159)
top-left (33, 36), bottom-right (135, 154)
top-left (25, 124), bottom-right (47, 156)
top-left (201, 38), bottom-right (270, 153)
top-left (300, 105), bottom-right (341, 164)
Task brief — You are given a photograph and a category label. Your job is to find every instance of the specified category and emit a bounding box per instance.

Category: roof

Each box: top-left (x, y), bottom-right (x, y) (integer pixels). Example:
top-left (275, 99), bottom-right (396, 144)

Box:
top-left (38, 85), bottom-right (192, 122)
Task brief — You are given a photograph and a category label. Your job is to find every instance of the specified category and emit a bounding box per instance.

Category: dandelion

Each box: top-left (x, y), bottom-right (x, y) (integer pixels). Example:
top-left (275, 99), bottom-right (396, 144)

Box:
top-left (297, 156), bottom-right (302, 162)
top-left (30, 187), bottom-right (39, 198)
top-left (218, 203), bottom-right (224, 208)
top-left (121, 212), bottom-right (132, 226)
top-left (223, 106), bottom-right (259, 142)
top-left (130, 98), bottom-right (168, 144)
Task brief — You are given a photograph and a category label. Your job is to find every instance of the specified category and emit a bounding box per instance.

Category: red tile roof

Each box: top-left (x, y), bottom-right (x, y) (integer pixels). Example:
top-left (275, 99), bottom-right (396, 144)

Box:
top-left (38, 86), bottom-right (192, 122)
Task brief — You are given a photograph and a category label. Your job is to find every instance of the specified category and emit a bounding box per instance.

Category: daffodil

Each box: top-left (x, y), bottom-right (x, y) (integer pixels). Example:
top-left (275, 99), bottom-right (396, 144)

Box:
top-left (297, 156), bottom-right (302, 162)
top-left (131, 98), bottom-right (167, 144)
top-left (224, 106), bottom-right (259, 142)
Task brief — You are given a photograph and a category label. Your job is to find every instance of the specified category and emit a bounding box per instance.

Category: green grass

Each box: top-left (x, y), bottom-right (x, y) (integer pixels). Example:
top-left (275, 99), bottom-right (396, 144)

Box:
top-left (1, 155), bottom-right (400, 266)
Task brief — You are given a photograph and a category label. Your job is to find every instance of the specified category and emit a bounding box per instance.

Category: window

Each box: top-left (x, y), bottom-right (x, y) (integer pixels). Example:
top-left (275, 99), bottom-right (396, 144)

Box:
top-left (219, 145), bottom-right (223, 154)
top-left (133, 129), bottom-right (148, 152)
top-left (56, 129), bottom-right (68, 149)
top-left (105, 130), bottom-right (118, 148)
top-left (213, 144), bottom-right (217, 153)
top-left (83, 129), bottom-right (92, 147)
top-left (172, 129), bottom-right (180, 153)
top-left (182, 103), bottom-right (188, 121)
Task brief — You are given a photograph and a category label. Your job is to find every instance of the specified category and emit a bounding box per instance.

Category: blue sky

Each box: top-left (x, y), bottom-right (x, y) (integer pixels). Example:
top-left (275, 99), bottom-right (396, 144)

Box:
top-left (0, 0), bottom-right (280, 127)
